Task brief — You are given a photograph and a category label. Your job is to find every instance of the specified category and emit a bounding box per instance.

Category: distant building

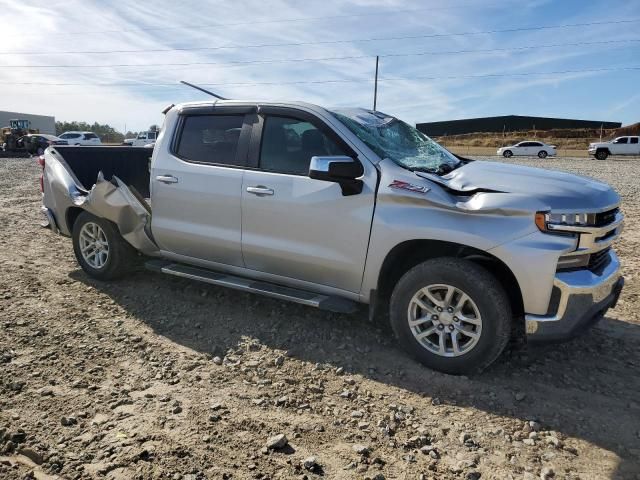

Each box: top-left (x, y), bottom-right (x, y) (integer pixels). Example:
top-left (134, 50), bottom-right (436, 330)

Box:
top-left (416, 115), bottom-right (621, 137)
top-left (0, 110), bottom-right (56, 134)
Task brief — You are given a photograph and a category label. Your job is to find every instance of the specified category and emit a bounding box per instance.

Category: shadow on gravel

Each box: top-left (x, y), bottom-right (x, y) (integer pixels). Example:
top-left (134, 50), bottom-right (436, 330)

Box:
top-left (70, 268), bottom-right (640, 479)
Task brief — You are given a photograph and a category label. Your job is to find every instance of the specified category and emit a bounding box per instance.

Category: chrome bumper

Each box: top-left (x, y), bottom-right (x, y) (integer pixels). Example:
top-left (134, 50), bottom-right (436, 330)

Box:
top-left (525, 250), bottom-right (623, 341)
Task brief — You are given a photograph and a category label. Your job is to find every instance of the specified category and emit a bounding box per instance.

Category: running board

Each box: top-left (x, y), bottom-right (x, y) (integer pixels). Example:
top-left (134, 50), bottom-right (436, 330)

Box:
top-left (145, 260), bottom-right (358, 313)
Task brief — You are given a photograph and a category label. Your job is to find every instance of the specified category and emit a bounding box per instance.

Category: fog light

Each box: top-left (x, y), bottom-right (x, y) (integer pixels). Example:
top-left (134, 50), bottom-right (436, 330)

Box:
top-left (556, 254), bottom-right (590, 271)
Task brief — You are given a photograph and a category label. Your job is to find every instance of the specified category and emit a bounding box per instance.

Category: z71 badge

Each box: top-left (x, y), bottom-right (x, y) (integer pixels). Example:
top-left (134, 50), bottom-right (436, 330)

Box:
top-left (388, 180), bottom-right (430, 194)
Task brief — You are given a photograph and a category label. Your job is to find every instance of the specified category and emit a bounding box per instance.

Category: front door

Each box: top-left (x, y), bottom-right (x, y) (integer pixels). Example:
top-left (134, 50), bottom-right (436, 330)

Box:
top-left (240, 110), bottom-right (375, 293)
top-left (151, 110), bottom-right (251, 267)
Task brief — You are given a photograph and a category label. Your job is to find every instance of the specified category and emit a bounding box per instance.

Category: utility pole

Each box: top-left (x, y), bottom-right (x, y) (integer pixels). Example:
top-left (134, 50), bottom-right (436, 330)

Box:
top-left (373, 56), bottom-right (379, 111)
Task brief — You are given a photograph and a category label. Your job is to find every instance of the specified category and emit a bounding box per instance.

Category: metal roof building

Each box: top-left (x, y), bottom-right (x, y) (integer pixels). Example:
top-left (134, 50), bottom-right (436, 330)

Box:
top-left (0, 110), bottom-right (56, 135)
top-left (416, 115), bottom-right (622, 137)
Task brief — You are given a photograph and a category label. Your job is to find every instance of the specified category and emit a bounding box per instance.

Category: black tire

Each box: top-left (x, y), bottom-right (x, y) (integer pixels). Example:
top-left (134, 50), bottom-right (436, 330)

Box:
top-left (537, 150), bottom-right (547, 159)
top-left (72, 211), bottom-right (137, 280)
top-left (389, 258), bottom-right (512, 375)
top-left (595, 149), bottom-right (609, 160)
top-left (503, 150), bottom-right (513, 158)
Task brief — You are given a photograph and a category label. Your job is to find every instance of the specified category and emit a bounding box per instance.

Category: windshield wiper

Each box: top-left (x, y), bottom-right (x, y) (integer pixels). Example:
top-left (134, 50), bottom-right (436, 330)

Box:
top-left (411, 163), bottom-right (458, 176)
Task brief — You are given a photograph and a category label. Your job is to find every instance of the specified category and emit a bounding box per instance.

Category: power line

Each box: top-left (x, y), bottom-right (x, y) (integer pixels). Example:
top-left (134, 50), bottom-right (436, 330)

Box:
top-left (2, 66), bottom-right (638, 87)
top-left (2, 39), bottom-right (638, 69)
top-left (4, 18), bottom-right (640, 56)
top-left (16, 2), bottom-right (506, 37)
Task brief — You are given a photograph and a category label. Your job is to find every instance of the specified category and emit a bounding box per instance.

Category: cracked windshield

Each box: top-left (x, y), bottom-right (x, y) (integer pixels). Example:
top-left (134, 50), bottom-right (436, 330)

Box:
top-left (332, 108), bottom-right (461, 174)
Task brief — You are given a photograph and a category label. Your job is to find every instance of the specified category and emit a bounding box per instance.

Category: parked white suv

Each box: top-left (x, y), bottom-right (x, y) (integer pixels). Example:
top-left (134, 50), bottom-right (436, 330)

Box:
top-left (497, 141), bottom-right (556, 158)
top-left (58, 131), bottom-right (102, 146)
top-left (588, 136), bottom-right (640, 160)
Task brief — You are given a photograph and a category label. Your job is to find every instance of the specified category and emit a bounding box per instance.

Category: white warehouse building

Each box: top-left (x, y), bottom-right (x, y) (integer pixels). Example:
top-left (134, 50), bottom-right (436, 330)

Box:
top-left (0, 110), bottom-right (56, 134)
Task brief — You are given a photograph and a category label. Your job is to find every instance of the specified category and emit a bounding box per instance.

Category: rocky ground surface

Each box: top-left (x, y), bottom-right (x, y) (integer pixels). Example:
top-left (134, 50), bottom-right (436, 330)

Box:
top-left (0, 156), bottom-right (639, 480)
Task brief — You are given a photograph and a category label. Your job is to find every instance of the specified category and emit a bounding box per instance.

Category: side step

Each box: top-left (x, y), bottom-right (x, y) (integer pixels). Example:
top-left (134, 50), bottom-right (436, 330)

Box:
top-left (145, 260), bottom-right (359, 314)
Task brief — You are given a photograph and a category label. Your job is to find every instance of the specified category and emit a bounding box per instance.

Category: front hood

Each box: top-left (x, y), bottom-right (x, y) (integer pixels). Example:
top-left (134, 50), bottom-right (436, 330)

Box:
top-left (437, 161), bottom-right (619, 211)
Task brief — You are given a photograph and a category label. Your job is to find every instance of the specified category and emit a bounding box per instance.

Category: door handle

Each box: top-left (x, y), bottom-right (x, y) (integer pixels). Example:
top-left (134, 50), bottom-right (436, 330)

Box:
top-left (246, 186), bottom-right (274, 196)
top-left (155, 174), bottom-right (178, 184)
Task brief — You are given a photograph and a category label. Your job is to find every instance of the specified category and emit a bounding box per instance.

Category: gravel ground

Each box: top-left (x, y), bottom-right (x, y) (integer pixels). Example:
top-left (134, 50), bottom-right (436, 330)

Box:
top-left (0, 155), bottom-right (639, 480)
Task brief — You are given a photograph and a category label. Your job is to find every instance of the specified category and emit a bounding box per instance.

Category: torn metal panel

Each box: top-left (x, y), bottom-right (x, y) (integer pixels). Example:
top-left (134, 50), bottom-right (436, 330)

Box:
top-left (79, 173), bottom-right (159, 255)
top-left (42, 149), bottom-right (158, 255)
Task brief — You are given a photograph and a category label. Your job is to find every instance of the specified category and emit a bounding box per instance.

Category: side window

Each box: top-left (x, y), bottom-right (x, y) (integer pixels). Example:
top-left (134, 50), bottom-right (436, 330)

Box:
top-left (630, 137), bottom-right (638, 144)
top-left (614, 137), bottom-right (628, 144)
top-left (531, 142), bottom-right (542, 147)
top-left (176, 115), bottom-right (245, 165)
top-left (148, 132), bottom-right (157, 140)
top-left (259, 115), bottom-right (346, 175)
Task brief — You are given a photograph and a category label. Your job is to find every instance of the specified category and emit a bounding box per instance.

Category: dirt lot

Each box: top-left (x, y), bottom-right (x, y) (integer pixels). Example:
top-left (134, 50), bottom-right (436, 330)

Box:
top-left (1, 156), bottom-right (639, 480)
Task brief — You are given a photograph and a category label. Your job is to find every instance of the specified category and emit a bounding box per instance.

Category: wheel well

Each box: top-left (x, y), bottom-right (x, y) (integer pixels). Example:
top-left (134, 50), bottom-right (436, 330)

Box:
top-left (65, 207), bottom-right (84, 234)
top-left (596, 147), bottom-right (610, 153)
top-left (376, 240), bottom-right (524, 317)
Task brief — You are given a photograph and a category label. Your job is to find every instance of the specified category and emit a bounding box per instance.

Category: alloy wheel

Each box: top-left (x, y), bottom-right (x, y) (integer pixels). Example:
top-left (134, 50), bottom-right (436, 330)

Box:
top-left (79, 222), bottom-right (109, 269)
top-left (407, 284), bottom-right (483, 357)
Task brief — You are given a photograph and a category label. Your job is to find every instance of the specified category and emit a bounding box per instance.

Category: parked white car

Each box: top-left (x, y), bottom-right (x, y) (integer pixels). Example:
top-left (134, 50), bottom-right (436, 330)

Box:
top-left (497, 141), bottom-right (556, 159)
top-left (123, 130), bottom-right (158, 147)
top-left (58, 131), bottom-right (102, 146)
top-left (588, 136), bottom-right (640, 160)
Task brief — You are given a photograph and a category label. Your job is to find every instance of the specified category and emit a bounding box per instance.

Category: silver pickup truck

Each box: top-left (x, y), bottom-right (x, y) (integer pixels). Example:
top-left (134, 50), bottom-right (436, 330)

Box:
top-left (41, 101), bottom-right (624, 374)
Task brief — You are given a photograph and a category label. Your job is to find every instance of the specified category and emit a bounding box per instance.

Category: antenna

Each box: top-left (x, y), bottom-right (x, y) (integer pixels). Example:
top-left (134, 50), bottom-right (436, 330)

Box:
top-left (180, 80), bottom-right (228, 100)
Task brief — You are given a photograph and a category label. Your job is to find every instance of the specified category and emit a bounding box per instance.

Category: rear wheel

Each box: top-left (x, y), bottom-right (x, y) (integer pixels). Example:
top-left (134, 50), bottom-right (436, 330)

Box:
top-left (72, 212), bottom-right (137, 280)
top-left (538, 150), bottom-right (547, 159)
top-left (389, 258), bottom-right (511, 375)
top-left (503, 150), bottom-right (513, 158)
top-left (595, 149), bottom-right (609, 160)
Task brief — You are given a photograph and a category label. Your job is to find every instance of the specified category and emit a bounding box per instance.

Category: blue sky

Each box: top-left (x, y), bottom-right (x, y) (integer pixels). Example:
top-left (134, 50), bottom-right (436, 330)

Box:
top-left (1, 0), bottom-right (639, 131)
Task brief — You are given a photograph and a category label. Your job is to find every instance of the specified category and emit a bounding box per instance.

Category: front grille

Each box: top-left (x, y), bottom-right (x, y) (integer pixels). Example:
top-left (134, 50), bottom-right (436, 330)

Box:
top-left (588, 248), bottom-right (611, 273)
top-left (592, 208), bottom-right (618, 227)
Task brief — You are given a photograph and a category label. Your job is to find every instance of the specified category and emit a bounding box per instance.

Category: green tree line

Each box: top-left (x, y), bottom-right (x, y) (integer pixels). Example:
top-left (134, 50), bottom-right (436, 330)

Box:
top-left (55, 121), bottom-right (138, 144)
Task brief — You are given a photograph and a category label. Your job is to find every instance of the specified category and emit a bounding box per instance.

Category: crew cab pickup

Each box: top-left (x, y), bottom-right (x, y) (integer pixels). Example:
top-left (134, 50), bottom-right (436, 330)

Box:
top-left (123, 130), bottom-right (159, 147)
top-left (40, 101), bottom-right (625, 374)
top-left (589, 136), bottom-right (640, 160)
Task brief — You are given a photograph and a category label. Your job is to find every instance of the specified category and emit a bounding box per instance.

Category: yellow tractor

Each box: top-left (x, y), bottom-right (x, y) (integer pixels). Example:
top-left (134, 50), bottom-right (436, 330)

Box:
top-left (1, 119), bottom-right (39, 154)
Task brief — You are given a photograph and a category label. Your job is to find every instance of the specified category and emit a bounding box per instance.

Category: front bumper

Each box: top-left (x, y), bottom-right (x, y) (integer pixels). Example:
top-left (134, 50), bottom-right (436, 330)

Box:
top-left (525, 250), bottom-right (623, 341)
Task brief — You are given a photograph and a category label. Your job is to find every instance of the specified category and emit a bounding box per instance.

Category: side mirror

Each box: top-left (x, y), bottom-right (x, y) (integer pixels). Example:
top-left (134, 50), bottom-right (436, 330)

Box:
top-left (309, 156), bottom-right (364, 196)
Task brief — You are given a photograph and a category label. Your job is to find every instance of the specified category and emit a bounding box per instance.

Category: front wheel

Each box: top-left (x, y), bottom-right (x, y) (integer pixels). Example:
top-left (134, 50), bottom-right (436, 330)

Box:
top-left (502, 150), bottom-right (513, 158)
top-left (72, 212), bottom-right (137, 280)
top-left (389, 258), bottom-right (512, 375)
top-left (538, 150), bottom-right (547, 159)
top-left (595, 150), bottom-right (609, 160)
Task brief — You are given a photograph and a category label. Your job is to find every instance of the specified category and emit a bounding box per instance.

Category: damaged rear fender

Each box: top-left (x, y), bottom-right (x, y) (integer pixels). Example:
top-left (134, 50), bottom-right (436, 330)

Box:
top-left (79, 174), bottom-right (159, 256)
top-left (43, 153), bottom-right (158, 255)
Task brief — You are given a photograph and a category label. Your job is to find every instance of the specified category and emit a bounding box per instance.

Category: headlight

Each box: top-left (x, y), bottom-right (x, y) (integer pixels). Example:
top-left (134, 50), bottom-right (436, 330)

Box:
top-left (535, 211), bottom-right (591, 233)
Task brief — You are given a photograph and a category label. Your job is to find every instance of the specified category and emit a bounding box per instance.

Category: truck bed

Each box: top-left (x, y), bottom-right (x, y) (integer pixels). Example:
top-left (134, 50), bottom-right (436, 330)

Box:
top-left (51, 146), bottom-right (152, 197)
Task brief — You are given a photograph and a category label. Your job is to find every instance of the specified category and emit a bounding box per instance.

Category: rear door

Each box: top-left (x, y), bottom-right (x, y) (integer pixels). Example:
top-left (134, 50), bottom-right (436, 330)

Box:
top-left (150, 106), bottom-right (253, 267)
top-left (240, 107), bottom-right (376, 293)
top-left (82, 133), bottom-right (99, 145)
top-left (629, 136), bottom-right (639, 154)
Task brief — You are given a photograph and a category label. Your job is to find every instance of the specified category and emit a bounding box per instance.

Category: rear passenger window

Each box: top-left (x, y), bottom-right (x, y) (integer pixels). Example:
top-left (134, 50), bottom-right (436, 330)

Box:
top-left (260, 116), bottom-right (346, 175)
top-left (631, 137), bottom-right (638, 144)
top-left (176, 115), bottom-right (244, 165)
